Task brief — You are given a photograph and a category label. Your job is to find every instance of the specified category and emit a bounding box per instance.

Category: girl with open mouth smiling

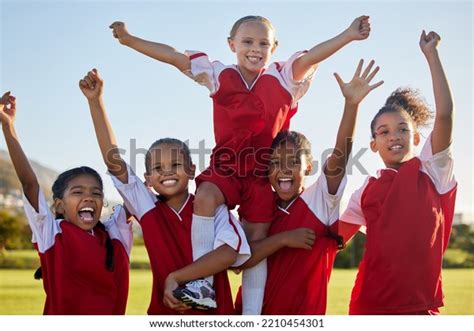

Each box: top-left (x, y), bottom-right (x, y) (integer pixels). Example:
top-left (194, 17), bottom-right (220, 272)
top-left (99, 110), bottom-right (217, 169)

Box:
top-left (0, 92), bottom-right (132, 315)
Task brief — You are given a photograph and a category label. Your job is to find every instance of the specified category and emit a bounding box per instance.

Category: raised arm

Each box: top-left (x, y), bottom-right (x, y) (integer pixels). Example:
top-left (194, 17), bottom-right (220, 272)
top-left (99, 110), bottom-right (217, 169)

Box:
top-left (326, 59), bottom-right (383, 194)
top-left (79, 69), bottom-right (128, 183)
top-left (110, 22), bottom-right (190, 72)
top-left (292, 16), bottom-right (371, 81)
top-left (419, 30), bottom-right (454, 154)
top-left (0, 92), bottom-right (40, 210)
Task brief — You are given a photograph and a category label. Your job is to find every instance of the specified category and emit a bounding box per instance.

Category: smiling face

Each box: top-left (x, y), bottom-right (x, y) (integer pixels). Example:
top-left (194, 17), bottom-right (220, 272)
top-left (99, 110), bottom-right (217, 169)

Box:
top-left (144, 143), bottom-right (195, 204)
top-left (54, 174), bottom-right (104, 231)
top-left (268, 141), bottom-right (313, 208)
top-left (370, 111), bottom-right (420, 169)
top-left (228, 20), bottom-right (277, 85)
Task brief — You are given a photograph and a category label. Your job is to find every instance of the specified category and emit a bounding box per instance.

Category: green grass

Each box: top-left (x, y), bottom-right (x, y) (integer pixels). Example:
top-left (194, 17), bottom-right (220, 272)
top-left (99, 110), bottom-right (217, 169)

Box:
top-left (1, 268), bottom-right (472, 315)
top-left (1, 247), bottom-right (472, 314)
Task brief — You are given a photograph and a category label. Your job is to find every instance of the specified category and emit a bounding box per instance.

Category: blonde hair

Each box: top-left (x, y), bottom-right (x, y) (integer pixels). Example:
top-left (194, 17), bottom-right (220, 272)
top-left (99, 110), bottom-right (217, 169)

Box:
top-left (228, 15), bottom-right (278, 46)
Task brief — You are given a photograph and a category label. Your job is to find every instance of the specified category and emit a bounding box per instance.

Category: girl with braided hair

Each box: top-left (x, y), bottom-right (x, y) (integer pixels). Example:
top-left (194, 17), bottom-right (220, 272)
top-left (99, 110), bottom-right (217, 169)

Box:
top-left (0, 92), bottom-right (132, 314)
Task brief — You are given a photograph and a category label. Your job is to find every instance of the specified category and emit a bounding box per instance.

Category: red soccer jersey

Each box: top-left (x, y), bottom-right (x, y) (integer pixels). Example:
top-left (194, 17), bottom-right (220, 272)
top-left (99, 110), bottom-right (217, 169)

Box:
top-left (140, 196), bottom-right (236, 315)
top-left (233, 174), bottom-right (346, 314)
top-left (112, 165), bottom-right (251, 315)
top-left (23, 191), bottom-right (132, 315)
top-left (263, 201), bottom-right (339, 314)
top-left (185, 51), bottom-right (316, 176)
top-left (341, 137), bottom-right (457, 314)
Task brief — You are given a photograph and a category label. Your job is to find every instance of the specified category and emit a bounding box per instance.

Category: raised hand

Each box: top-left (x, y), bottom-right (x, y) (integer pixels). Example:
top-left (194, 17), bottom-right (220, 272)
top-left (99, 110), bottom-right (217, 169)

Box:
top-left (79, 69), bottom-right (104, 100)
top-left (282, 228), bottom-right (316, 250)
top-left (420, 30), bottom-right (441, 55)
top-left (0, 92), bottom-right (17, 126)
top-left (109, 21), bottom-right (132, 45)
top-left (345, 15), bottom-right (371, 41)
top-left (334, 59), bottom-right (384, 105)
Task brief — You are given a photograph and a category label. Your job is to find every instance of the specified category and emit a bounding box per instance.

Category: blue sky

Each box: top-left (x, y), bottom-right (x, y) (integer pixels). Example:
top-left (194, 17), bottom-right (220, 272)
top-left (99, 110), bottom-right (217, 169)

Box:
top-left (1, 1), bottom-right (472, 219)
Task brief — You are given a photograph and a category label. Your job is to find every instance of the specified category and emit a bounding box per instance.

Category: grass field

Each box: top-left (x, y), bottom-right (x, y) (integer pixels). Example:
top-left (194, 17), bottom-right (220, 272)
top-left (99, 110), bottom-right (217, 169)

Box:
top-left (1, 248), bottom-right (473, 315)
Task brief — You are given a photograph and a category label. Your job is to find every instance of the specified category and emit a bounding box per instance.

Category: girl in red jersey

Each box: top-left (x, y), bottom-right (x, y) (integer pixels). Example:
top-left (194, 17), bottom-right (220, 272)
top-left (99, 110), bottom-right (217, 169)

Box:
top-left (109, 14), bottom-right (371, 313)
top-left (234, 59), bottom-right (383, 314)
top-left (80, 68), bottom-right (250, 314)
top-left (339, 30), bottom-right (456, 315)
top-left (0, 92), bottom-right (132, 315)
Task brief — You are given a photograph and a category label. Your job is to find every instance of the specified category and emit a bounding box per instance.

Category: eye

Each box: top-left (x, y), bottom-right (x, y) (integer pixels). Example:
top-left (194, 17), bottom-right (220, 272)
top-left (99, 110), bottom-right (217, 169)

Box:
top-left (260, 41), bottom-right (270, 47)
top-left (399, 128), bottom-right (410, 133)
top-left (269, 159), bottom-right (279, 166)
top-left (288, 159), bottom-right (300, 167)
top-left (93, 192), bottom-right (103, 197)
top-left (72, 191), bottom-right (83, 195)
top-left (377, 130), bottom-right (388, 136)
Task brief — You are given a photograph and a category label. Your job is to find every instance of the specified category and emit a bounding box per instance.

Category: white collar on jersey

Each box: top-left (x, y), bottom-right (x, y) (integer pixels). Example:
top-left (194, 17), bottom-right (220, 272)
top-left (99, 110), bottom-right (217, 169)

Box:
top-left (277, 197), bottom-right (299, 215)
top-left (166, 193), bottom-right (192, 222)
top-left (232, 65), bottom-right (267, 90)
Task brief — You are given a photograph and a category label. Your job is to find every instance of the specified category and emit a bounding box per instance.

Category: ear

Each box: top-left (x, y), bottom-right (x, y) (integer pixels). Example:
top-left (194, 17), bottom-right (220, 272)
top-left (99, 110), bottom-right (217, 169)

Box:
top-left (144, 173), bottom-right (153, 187)
top-left (370, 139), bottom-right (378, 153)
top-left (271, 41), bottom-right (278, 54)
top-left (413, 131), bottom-right (421, 146)
top-left (54, 199), bottom-right (64, 215)
top-left (304, 160), bottom-right (313, 176)
top-left (227, 37), bottom-right (236, 52)
top-left (188, 164), bottom-right (196, 180)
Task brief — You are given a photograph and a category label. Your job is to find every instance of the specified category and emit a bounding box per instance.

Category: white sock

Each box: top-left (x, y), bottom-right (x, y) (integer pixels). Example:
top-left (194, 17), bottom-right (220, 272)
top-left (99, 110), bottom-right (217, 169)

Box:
top-left (191, 213), bottom-right (215, 285)
top-left (242, 259), bottom-right (267, 315)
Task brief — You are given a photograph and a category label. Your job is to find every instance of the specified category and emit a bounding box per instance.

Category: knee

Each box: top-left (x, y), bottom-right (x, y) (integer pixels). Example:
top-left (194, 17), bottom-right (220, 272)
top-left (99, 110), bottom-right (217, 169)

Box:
top-left (243, 222), bottom-right (270, 242)
top-left (194, 182), bottom-right (224, 216)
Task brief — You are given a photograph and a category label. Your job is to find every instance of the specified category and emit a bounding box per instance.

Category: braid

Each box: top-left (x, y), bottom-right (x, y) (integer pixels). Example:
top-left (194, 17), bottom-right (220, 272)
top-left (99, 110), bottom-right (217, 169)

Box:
top-left (95, 222), bottom-right (115, 272)
top-left (33, 267), bottom-right (42, 280)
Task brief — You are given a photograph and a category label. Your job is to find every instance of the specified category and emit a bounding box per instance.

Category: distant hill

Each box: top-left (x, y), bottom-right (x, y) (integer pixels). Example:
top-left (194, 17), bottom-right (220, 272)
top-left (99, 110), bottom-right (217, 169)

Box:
top-left (0, 149), bottom-right (59, 197)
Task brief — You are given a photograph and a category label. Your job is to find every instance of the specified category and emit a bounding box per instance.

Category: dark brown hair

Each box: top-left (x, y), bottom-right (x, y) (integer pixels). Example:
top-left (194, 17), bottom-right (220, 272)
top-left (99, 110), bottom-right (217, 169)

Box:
top-left (271, 130), bottom-right (313, 165)
top-left (145, 138), bottom-right (193, 174)
top-left (370, 87), bottom-right (434, 137)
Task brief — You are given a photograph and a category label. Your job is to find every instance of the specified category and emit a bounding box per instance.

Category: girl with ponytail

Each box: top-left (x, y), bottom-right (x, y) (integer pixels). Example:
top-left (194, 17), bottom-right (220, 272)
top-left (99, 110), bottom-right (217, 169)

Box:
top-left (339, 30), bottom-right (456, 315)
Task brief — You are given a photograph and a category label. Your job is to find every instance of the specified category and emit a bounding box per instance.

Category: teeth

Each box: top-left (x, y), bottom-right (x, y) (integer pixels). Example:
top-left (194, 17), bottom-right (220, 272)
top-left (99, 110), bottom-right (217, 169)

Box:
top-left (247, 56), bottom-right (261, 63)
top-left (79, 207), bottom-right (94, 212)
top-left (278, 178), bottom-right (292, 182)
top-left (161, 179), bottom-right (177, 187)
top-left (389, 145), bottom-right (403, 150)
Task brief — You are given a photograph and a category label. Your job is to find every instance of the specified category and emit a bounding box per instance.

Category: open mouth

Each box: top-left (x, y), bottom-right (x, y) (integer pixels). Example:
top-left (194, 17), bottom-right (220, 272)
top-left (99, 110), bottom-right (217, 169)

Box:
top-left (388, 144), bottom-right (403, 151)
top-left (161, 179), bottom-right (178, 187)
top-left (278, 178), bottom-right (293, 192)
top-left (246, 56), bottom-right (262, 64)
top-left (78, 207), bottom-right (95, 223)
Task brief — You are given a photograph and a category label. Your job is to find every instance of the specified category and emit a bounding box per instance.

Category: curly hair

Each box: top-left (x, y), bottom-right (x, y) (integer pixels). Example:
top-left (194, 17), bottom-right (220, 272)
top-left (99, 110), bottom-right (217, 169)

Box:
top-left (370, 87), bottom-right (434, 137)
